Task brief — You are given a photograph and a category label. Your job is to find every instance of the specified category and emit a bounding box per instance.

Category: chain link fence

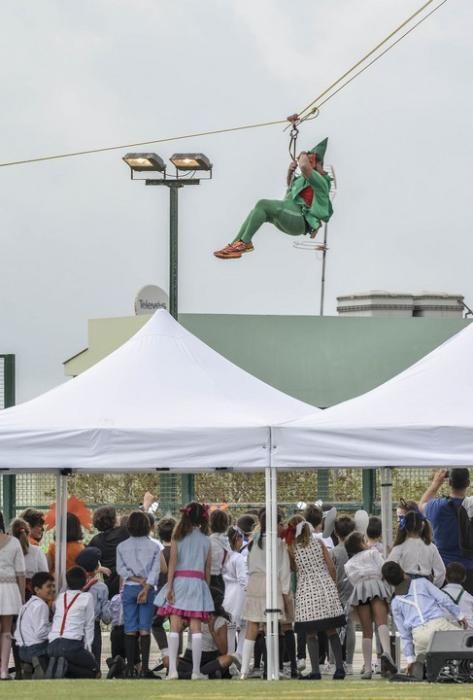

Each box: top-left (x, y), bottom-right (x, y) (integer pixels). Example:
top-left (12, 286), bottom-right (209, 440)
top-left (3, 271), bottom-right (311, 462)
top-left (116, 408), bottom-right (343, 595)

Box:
top-left (2, 468), bottom-right (443, 532)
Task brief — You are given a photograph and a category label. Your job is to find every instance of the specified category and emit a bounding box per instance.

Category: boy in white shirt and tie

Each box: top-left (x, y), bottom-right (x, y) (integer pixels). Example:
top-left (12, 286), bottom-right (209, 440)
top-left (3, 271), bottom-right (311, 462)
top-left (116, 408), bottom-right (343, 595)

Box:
top-left (46, 566), bottom-right (97, 679)
top-left (15, 572), bottom-right (55, 678)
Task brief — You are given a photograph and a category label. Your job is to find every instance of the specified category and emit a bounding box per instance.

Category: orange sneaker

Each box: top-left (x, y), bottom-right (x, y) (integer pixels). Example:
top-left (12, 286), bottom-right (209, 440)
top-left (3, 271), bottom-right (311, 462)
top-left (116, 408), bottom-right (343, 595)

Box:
top-left (214, 241), bottom-right (254, 259)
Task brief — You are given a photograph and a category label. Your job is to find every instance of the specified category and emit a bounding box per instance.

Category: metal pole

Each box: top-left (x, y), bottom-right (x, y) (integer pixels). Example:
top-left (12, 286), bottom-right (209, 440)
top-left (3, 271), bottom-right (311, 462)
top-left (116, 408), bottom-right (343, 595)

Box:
top-left (264, 463), bottom-right (274, 680)
top-left (270, 464), bottom-right (279, 680)
top-left (55, 472), bottom-right (68, 591)
top-left (169, 184), bottom-right (179, 320)
top-left (380, 467), bottom-right (393, 557)
top-left (319, 223), bottom-right (329, 316)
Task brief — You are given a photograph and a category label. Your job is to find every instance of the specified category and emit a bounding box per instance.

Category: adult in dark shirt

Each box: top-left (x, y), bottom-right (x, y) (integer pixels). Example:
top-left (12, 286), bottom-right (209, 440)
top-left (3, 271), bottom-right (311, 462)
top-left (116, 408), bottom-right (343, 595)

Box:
top-left (88, 506), bottom-right (129, 598)
top-left (419, 468), bottom-right (473, 595)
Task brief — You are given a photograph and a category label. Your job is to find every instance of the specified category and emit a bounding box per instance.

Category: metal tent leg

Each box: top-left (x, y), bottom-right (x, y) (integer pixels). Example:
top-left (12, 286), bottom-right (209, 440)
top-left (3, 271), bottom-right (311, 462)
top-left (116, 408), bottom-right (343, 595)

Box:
top-left (55, 471), bottom-right (68, 591)
top-left (380, 467), bottom-right (393, 556)
top-left (265, 461), bottom-right (279, 681)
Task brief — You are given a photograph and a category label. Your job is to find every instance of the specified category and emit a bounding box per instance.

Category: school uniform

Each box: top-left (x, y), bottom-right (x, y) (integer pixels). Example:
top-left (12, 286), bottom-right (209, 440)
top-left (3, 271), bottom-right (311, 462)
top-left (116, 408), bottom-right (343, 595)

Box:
top-left (83, 577), bottom-right (112, 667)
top-left (391, 577), bottom-right (463, 662)
top-left (14, 595), bottom-right (51, 666)
top-left (442, 582), bottom-right (473, 628)
top-left (47, 589), bottom-right (97, 678)
top-left (210, 532), bottom-right (230, 595)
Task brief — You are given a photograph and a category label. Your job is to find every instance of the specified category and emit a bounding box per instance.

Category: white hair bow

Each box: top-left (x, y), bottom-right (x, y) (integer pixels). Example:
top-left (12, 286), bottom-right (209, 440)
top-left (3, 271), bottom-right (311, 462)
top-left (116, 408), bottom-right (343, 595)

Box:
top-left (295, 521), bottom-right (306, 538)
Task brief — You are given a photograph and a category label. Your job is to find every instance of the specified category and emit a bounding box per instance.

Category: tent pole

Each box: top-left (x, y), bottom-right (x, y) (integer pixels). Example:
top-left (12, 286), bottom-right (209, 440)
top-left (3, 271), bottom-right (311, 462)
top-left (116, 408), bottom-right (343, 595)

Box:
top-left (55, 471), bottom-right (68, 591)
top-left (380, 467), bottom-right (393, 557)
top-left (264, 463), bottom-right (274, 680)
top-left (270, 463), bottom-right (279, 680)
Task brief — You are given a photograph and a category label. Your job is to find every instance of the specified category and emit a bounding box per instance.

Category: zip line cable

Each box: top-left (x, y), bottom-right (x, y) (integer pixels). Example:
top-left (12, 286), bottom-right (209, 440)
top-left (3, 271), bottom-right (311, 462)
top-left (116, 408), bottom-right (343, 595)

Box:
top-left (312, 0), bottom-right (449, 114)
top-left (0, 0), bottom-right (449, 170)
top-left (295, 0), bottom-right (445, 121)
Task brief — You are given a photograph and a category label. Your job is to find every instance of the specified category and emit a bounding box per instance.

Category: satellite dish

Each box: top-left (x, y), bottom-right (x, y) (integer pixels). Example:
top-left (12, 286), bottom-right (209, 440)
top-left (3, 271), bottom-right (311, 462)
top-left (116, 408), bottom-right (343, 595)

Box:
top-left (134, 285), bottom-right (169, 315)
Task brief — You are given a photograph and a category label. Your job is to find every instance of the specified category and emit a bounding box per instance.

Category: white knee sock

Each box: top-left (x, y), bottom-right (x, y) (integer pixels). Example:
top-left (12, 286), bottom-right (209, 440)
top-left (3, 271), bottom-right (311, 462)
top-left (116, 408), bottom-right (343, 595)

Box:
top-left (241, 639), bottom-right (256, 676)
top-left (377, 624), bottom-right (391, 656)
top-left (191, 633), bottom-right (203, 675)
top-left (362, 637), bottom-right (373, 672)
top-left (168, 632), bottom-right (179, 677)
top-left (236, 624), bottom-right (246, 659)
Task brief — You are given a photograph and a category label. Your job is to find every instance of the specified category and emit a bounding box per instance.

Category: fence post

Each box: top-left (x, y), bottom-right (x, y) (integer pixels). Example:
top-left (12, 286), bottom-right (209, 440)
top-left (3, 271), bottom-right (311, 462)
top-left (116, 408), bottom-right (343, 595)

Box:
top-left (362, 469), bottom-right (376, 513)
top-left (181, 475), bottom-right (195, 505)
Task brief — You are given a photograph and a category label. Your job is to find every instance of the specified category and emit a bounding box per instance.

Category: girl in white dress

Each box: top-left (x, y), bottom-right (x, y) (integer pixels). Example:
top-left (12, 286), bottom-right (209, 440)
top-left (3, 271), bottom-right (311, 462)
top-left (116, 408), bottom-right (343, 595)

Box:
top-left (0, 529), bottom-right (25, 680)
top-left (223, 526), bottom-right (248, 659)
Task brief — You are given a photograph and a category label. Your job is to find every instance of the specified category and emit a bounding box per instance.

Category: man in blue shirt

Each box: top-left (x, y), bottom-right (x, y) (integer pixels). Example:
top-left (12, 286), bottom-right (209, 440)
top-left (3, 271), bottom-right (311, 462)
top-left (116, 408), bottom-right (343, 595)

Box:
top-left (419, 468), bottom-right (473, 595)
top-left (382, 562), bottom-right (466, 673)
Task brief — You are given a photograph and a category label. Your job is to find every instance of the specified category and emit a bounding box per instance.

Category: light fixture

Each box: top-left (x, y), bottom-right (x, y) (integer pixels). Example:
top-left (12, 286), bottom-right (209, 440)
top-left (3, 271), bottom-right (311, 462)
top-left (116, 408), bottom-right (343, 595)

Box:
top-left (122, 152), bottom-right (166, 173)
top-left (170, 153), bottom-right (212, 172)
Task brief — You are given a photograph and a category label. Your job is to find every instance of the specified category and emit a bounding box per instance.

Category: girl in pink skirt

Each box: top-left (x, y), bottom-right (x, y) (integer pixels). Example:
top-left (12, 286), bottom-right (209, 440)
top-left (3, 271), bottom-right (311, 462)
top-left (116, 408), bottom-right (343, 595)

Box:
top-left (153, 502), bottom-right (214, 680)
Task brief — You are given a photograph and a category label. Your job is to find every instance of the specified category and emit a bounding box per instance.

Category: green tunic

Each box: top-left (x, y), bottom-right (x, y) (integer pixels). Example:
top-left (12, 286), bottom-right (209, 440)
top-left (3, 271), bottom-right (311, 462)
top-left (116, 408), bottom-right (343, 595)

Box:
top-left (287, 170), bottom-right (333, 232)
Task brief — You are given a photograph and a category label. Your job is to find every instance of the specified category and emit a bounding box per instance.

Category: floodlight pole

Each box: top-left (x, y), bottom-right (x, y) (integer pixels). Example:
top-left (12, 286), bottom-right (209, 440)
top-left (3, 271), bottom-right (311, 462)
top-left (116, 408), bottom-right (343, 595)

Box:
top-left (145, 178), bottom-right (200, 320)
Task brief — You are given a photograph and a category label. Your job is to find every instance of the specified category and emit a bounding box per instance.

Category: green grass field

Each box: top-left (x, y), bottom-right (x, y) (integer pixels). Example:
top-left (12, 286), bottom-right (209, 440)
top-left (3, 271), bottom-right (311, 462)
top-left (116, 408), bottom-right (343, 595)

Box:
top-left (1, 679), bottom-right (472, 700)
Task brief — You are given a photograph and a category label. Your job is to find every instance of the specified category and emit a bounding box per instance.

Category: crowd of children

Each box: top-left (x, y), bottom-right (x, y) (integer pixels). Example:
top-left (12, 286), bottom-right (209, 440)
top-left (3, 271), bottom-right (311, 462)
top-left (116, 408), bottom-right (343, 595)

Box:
top-left (1, 470), bottom-right (473, 682)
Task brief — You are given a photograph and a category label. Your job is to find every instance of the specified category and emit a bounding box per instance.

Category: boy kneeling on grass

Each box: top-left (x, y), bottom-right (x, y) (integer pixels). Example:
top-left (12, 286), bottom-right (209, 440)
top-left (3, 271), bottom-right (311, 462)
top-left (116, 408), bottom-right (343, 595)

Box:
top-left (46, 566), bottom-right (97, 679)
top-left (14, 572), bottom-right (55, 679)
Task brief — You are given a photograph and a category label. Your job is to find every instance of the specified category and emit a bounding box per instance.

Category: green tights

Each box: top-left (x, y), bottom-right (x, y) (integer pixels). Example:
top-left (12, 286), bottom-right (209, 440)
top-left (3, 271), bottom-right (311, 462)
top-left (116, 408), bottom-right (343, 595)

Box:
top-left (233, 198), bottom-right (307, 244)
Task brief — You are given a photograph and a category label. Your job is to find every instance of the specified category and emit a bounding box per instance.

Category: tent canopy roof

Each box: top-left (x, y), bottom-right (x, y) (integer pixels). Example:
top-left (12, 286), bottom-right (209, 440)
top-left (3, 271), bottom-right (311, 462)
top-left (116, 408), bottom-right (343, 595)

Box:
top-left (274, 323), bottom-right (473, 467)
top-left (0, 311), bottom-right (315, 472)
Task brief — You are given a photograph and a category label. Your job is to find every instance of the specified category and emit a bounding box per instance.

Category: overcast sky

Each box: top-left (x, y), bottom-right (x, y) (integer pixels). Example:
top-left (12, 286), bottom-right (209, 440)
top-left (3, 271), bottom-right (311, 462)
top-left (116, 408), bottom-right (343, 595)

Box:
top-left (1, 0), bottom-right (472, 402)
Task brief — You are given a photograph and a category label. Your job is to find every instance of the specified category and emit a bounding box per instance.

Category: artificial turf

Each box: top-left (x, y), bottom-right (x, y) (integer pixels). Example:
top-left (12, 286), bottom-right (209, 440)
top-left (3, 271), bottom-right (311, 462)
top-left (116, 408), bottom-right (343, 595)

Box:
top-left (1, 679), bottom-right (472, 700)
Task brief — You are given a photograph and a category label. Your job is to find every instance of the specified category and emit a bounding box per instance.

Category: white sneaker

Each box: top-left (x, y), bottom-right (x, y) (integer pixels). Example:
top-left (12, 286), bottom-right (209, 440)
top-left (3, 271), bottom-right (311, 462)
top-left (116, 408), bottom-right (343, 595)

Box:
top-left (229, 663), bottom-right (240, 677)
top-left (247, 668), bottom-right (262, 679)
top-left (344, 663), bottom-right (353, 676)
top-left (297, 658), bottom-right (306, 671)
top-left (166, 671), bottom-right (179, 680)
top-left (191, 672), bottom-right (208, 680)
top-left (323, 663), bottom-right (335, 674)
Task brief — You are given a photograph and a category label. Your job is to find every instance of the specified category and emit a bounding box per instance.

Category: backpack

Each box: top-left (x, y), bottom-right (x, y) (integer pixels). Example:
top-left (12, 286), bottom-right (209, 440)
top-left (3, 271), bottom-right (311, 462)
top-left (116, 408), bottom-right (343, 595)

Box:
top-left (449, 496), bottom-right (473, 557)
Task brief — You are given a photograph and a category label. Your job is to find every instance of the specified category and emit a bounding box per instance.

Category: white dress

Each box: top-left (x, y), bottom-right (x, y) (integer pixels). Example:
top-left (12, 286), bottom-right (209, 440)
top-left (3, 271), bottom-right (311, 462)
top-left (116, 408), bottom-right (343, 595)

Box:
top-left (223, 550), bottom-right (248, 625)
top-left (0, 536), bottom-right (25, 614)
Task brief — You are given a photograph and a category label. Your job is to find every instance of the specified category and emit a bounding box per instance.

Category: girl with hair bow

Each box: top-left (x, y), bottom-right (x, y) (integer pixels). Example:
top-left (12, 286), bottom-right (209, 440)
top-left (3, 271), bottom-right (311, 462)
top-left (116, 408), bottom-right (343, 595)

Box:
top-left (388, 510), bottom-right (445, 587)
top-left (152, 502), bottom-right (214, 680)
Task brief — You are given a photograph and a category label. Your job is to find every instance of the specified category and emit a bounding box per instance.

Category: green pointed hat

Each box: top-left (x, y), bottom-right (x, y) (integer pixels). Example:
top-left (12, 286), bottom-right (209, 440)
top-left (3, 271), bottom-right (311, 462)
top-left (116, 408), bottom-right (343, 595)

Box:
top-left (309, 137), bottom-right (328, 161)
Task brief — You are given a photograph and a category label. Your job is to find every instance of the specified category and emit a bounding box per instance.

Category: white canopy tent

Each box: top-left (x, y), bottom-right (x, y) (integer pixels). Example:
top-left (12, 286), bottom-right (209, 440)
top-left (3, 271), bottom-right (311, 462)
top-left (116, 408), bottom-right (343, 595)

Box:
top-left (0, 310), bottom-right (315, 471)
top-left (274, 320), bottom-right (473, 558)
top-left (0, 309), bottom-right (317, 680)
top-left (274, 321), bottom-right (473, 468)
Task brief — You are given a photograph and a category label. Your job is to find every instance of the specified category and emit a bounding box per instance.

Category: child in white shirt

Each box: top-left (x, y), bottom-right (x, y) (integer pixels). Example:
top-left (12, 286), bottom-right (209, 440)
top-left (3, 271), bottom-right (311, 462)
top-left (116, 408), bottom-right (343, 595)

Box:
top-left (442, 562), bottom-right (473, 628)
top-left (15, 572), bottom-right (55, 678)
top-left (47, 566), bottom-right (97, 679)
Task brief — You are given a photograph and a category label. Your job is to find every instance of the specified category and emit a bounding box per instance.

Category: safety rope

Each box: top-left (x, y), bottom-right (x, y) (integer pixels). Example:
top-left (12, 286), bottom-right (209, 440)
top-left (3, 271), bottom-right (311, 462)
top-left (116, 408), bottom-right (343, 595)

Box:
top-left (0, 0), bottom-right (449, 170)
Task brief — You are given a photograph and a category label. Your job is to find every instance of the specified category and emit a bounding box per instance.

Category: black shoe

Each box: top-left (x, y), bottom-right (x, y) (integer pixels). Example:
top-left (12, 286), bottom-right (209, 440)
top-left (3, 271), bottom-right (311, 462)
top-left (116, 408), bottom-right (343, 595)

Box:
top-left (45, 657), bottom-right (56, 680)
top-left (139, 669), bottom-right (159, 679)
top-left (107, 655), bottom-right (125, 679)
top-left (333, 667), bottom-right (346, 680)
top-left (299, 672), bottom-right (322, 680)
top-left (54, 657), bottom-right (68, 679)
top-left (381, 652), bottom-right (397, 676)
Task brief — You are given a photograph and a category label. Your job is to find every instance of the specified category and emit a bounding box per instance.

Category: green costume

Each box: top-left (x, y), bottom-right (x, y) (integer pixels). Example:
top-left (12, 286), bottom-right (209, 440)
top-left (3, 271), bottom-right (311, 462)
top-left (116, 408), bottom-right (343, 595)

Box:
top-left (233, 138), bottom-right (333, 244)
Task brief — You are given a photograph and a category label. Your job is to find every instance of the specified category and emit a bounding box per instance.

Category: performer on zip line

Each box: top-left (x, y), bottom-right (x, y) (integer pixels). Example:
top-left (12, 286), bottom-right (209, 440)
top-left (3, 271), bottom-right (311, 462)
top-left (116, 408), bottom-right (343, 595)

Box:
top-left (214, 138), bottom-right (333, 259)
